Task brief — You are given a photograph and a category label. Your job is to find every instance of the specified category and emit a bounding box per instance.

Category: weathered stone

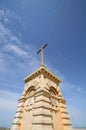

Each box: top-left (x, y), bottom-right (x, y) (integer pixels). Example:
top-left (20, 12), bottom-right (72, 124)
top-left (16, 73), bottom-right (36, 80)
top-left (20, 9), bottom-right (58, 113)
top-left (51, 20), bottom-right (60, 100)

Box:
top-left (11, 65), bottom-right (72, 130)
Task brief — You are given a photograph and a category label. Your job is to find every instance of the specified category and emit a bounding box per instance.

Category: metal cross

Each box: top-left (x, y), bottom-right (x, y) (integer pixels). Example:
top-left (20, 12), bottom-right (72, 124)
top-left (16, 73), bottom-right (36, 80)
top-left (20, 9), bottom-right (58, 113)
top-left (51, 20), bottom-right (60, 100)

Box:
top-left (37, 43), bottom-right (48, 66)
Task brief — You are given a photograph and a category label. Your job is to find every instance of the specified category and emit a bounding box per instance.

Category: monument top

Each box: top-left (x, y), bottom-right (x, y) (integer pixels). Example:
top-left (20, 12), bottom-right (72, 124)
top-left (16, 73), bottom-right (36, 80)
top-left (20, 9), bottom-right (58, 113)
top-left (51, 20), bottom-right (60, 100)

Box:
top-left (37, 43), bottom-right (48, 66)
top-left (24, 44), bottom-right (60, 84)
top-left (24, 65), bottom-right (61, 84)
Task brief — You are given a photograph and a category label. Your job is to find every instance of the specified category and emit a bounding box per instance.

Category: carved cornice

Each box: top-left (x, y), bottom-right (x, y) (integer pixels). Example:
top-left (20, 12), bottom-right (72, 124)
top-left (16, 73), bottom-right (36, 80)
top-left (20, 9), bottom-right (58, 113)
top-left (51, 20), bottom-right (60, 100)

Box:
top-left (24, 65), bottom-right (61, 84)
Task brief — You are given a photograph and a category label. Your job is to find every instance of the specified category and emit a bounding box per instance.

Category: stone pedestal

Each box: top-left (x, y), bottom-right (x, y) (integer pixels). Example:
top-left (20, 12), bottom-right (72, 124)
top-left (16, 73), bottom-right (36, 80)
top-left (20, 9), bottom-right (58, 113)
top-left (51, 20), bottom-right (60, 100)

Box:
top-left (11, 65), bottom-right (72, 130)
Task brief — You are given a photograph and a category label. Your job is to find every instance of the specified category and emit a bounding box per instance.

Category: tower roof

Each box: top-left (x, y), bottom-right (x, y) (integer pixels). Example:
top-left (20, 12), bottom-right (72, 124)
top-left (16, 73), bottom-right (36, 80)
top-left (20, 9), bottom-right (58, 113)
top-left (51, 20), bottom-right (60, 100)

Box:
top-left (24, 65), bottom-right (61, 84)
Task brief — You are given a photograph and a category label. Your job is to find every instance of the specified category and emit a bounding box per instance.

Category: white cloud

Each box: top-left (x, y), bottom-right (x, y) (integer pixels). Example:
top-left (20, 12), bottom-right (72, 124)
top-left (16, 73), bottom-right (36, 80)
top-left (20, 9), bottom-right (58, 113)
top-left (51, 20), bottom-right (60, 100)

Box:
top-left (0, 7), bottom-right (39, 73)
top-left (0, 23), bottom-right (10, 44)
top-left (0, 6), bottom-right (22, 25)
top-left (0, 8), bottom-right (9, 24)
top-left (0, 22), bottom-right (20, 45)
top-left (5, 44), bottom-right (28, 58)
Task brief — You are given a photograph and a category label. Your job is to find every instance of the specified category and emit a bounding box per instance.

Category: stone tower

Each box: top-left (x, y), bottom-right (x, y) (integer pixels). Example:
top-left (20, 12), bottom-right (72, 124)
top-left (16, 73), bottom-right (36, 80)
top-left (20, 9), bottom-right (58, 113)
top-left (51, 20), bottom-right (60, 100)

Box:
top-left (11, 65), bottom-right (72, 130)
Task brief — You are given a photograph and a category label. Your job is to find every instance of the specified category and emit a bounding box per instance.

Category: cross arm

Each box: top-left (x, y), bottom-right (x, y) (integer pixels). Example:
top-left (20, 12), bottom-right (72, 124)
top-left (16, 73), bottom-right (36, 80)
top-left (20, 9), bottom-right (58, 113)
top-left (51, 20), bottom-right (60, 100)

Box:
top-left (37, 43), bottom-right (48, 54)
top-left (42, 43), bottom-right (48, 49)
top-left (37, 48), bottom-right (41, 54)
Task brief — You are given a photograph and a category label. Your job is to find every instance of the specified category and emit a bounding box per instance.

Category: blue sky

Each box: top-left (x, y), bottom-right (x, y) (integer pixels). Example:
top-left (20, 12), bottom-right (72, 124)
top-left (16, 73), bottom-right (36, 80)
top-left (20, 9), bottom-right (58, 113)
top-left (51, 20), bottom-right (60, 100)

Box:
top-left (0, 0), bottom-right (86, 128)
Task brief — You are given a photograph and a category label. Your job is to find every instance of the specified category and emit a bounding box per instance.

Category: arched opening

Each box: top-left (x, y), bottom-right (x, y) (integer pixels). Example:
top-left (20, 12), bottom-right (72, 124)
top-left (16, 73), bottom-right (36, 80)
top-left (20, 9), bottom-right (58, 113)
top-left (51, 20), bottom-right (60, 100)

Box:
top-left (26, 86), bottom-right (35, 97)
top-left (49, 86), bottom-right (58, 96)
top-left (49, 86), bottom-right (58, 107)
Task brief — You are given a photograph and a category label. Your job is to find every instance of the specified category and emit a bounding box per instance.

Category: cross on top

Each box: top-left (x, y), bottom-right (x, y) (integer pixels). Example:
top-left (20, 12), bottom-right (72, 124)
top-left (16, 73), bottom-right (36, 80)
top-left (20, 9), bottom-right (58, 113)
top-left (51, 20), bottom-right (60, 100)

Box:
top-left (37, 43), bottom-right (48, 66)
